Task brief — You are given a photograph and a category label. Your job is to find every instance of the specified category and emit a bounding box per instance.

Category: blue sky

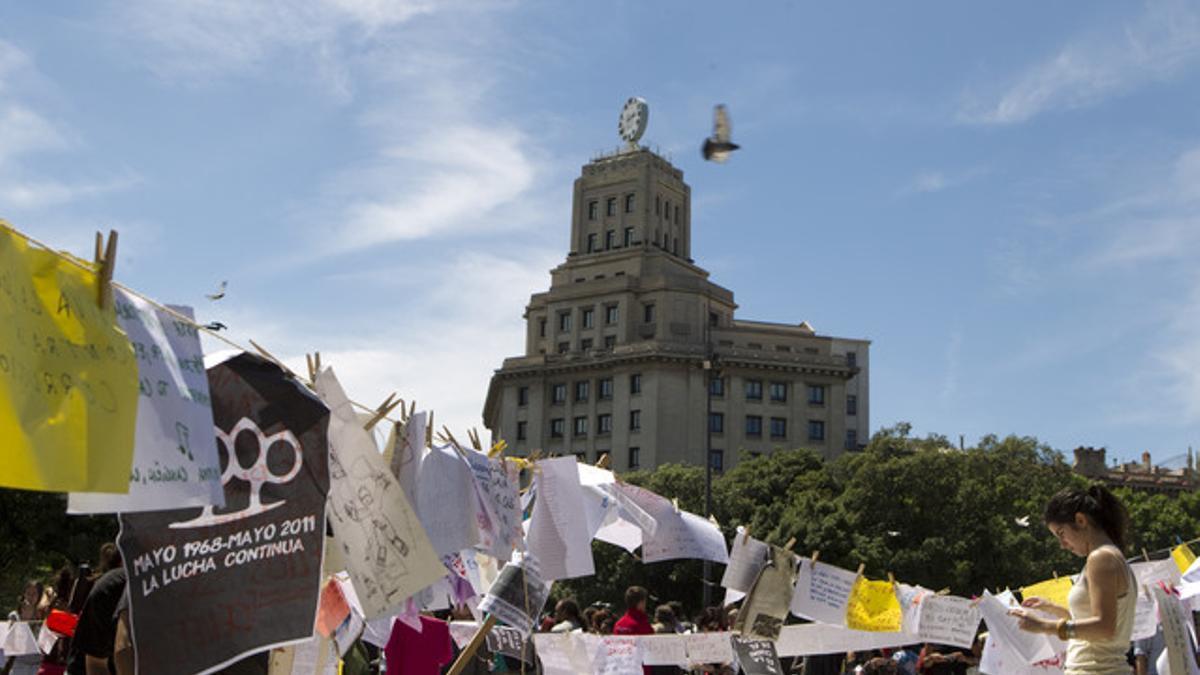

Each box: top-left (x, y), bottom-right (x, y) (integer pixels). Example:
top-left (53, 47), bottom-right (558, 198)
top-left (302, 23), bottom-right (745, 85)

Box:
top-left (3, 1), bottom-right (1198, 466)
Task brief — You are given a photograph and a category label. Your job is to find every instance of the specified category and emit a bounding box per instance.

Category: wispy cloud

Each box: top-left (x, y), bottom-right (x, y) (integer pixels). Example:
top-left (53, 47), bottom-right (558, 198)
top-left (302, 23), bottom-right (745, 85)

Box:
top-left (959, 0), bottom-right (1200, 125)
top-left (898, 167), bottom-right (987, 196)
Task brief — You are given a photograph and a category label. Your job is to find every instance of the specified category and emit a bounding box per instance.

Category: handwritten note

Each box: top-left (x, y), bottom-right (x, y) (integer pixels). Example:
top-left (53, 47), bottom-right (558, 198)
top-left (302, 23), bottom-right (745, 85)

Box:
top-left (735, 545), bottom-right (798, 640)
top-left (641, 634), bottom-right (688, 667)
top-left (316, 368), bottom-right (445, 619)
top-left (1152, 585), bottom-right (1199, 675)
top-left (463, 447), bottom-right (523, 558)
top-left (0, 224), bottom-right (138, 493)
top-left (615, 483), bottom-right (728, 564)
top-left (979, 631), bottom-right (1065, 675)
top-left (70, 291), bottom-right (223, 513)
top-left (533, 633), bottom-right (598, 675)
top-left (526, 456), bottom-right (594, 580)
top-left (977, 590), bottom-right (1059, 664)
top-left (845, 577), bottom-right (902, 632)
top-left (916, 594), bottom-right (981, 649)
top-left (733, 636), bottom-right (783, 675)
top-left (790, 559), bottom-right (857, 625)
top-left (721, 528), bottom-right (770, 593)
top-left (684, 632), bottom-right (735, 667)
top-left (591, 636), bottom-right (642, 675)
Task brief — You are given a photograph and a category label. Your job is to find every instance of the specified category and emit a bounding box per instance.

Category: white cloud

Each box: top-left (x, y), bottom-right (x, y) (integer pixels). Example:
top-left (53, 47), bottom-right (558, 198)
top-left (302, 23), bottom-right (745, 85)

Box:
top-left (960, 0), bottom-right (1200, 125)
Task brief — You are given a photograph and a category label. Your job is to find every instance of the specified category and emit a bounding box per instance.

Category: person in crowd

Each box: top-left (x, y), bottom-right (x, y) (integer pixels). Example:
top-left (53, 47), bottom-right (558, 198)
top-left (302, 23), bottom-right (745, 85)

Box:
top-left (1010, 484), bottom-right (1136, 675)
top-left (891, 644), bottom-right (919, 675)
top-left (801, 652), bottom-right (849, 675)
top-left (652, 604), bottom-right (677, 634)
top-left (668, 600), bottom-right (692, 633)
top-left (591, 607), bottom-right (615, 634)
top-left (37, 566), bottom-right (77, 675)
top-left (67, 545), bottom-right (127, 675)
top-left (582, 605), bottom-right (599, 633)
top-left (863, 656), bottom-right (899, 675)
top-left (615, 586), bottom-right (655, 675)
top-left (550, 598), bottom-right (583, 633)
top-left (694, 606), bottom-right (727, 633)
top-left (916, 644), bottom-right (969, 675)
top-left (1133, 625), bottom-right (1165, 675)
top-left (15, 580), bottom-right (46, 620)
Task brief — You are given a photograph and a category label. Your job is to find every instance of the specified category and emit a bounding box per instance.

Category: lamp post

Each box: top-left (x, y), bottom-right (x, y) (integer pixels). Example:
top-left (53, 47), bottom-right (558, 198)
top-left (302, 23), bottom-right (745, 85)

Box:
top-left (701, 353), bottom-right (719, 609)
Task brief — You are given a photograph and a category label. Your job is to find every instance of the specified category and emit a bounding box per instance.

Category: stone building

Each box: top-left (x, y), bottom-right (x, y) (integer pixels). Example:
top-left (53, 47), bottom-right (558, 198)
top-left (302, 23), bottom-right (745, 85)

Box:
top-left (482, 141), bottom-right (869, 472)
top-left (1072, 446), bottom-right (1198, 494)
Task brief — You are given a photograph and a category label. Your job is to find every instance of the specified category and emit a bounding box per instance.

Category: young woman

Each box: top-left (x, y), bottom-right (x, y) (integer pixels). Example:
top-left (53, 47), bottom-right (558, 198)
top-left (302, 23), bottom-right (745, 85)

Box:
top-left (1010, 484), bottom-right (1136, 675)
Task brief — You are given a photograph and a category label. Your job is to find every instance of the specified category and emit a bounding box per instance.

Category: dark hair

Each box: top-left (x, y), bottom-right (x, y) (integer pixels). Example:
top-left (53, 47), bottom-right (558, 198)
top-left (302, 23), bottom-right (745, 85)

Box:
top-left (653, 604), bottom-right (676, 625)
top-left (1044, 484), bottom-right (1130, 551)
top-left (556, 597), bottom-right (581, 622)
top-left (624, 585), bottom-right (648, 610)
top-left (696, 606), bottom-right (727, 632)
top-left (98, 542), bottom-right (123, 573)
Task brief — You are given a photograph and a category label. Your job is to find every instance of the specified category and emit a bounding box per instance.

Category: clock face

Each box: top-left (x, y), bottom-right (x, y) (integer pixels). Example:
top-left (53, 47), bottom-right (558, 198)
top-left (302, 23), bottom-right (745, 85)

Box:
top-left (618, 97), bottom-right (648, 144)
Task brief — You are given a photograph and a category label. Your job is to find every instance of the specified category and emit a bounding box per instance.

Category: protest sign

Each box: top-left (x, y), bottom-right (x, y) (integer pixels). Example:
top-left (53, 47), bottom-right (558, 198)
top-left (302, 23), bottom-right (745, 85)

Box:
top-left (1020, 576), bottom-right (1073, 610)
top-left (486, 625), bottom-right (536, 664)
top-left (615, 483), bottom-right (728, 564)
top-left (916, 593), bottom-right (980, 649)
top-left (414, 443), bottom-right (482, 557)
top-left (641, 634), bottom-right (688, 667)
top-left (733, 636), bottom-right (784, 675)
top-left (0, 225), bottom-right (138, 493)
top-left (526, 456), bottom-right (595, 580)
top-left (592, 636), bottom-right (642, 675)
top-left (463, 447), bottom-right (523, 559)
top-left (979, 631), bottom-right (1065, 675)
top-left (684, 632), bottom-right (734, 667)
top-left (1133, 559), bottom-right (1183, 640)
top-left (721, 528), bottom-right (770, 593)
top-left (315, 368), bottom-right (445, 619)
top-left (790, 559), bottom-right (857, 625)
top-left (118, 353), bottom-right (329, 675)
top-left (734, 544), bottom-right (797, 640)
top-left (1152, 584), bottom-right (1199, 675)
top-left (478, 556), bottom-right (550, 634)
top-left (846, 577), bottom-right (902, 632)
top-left (71, 290), bottom-right (223, 513)
top-left (774, 623), bottom-right (914, 658)
top-left (533, 633), bottom-right (598, 675)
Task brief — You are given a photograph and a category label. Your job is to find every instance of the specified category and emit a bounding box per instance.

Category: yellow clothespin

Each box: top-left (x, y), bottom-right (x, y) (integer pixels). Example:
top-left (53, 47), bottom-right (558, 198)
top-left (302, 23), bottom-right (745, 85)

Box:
top-left (1052, 570), bottom-right (1058, 579)
top-left (94, 229), bottom-right (118, 309)
top-left (489, 439), bottom-right (507, 458)
top-left (671, 497), bottom-right (680, 513)
top-left (305, 353), bottom-right (317, 384)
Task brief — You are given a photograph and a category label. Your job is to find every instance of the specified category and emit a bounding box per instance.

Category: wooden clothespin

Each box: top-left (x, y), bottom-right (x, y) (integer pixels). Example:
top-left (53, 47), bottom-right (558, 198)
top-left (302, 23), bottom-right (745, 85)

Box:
top-left (595, 453), bottom-right (611, 470)
top-left (887, 571), bottom-right (895, 586)
top-left (1143, 548), bottom-right (1151, 562)
top-left (856, 563), bottom-right (865, 578)
top-left (305, 354), bottom-right (316, 384)
top-left (936, 588), bottom-right (950, 596)
top-left (426, 411), bottom-right (434, 447)
top-left (1051, 570), bottom-right (1058, 579)
top-left (363, 393), bottom-right (400, 431)
top-left (93, 229), bottom-right (118, 309)
top-left (742, 525), bottom-right (752, 545)
top-left (442, 425), bottom-right (466, 453)
top-left (811, 550), bottom-right (820, 564)
top-left (784, 537), bottom-right (796, 552)
top-left (671, 497), bottom-right (680, 513)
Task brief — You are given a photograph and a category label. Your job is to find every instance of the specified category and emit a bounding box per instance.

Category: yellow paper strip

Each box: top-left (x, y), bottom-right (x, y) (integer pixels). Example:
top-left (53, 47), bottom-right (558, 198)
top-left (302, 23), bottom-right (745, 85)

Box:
top-left (845, 576), bottom-right (902, 632)
top-left (0, 224), bottom-right (138, 492)
top-left (1020, 576), bottom-right (1073, 609)
top-left (1172, 544), bottom-right (1196, 574)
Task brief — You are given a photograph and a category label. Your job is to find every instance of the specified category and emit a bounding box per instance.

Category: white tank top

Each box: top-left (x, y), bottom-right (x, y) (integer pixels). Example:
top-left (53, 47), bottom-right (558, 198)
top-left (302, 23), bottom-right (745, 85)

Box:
top-left (1064, 544), bottom-right (1136, 675)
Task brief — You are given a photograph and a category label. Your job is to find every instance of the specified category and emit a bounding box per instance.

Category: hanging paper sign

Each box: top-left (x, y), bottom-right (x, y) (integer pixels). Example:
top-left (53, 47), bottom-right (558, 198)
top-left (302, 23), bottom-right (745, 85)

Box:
top-left (118, 353), bottom-right (330, 675)
top-left (790, 559), bottom-right (857, 625)
top-left (0, 224), bottom-right (138, 493)
top-left (70, 290), bottom-right (223, 513)
top-left (916, 594), bottom-right (981, 649)
top-left (1020, 576), bottom-right (1073, 610)
top-left (845, 577), bottom-right (902, 632)
top-left (733, 635), bottom-right (784, 675)
top-left (734, 545), bottom-right (797, 640)
top-left (478, 556), bottom-right (550, 635)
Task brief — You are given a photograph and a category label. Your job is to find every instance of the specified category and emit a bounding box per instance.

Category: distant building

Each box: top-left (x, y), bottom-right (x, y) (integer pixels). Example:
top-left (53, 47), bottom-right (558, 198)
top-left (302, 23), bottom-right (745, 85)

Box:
top-left (482, 129), bottom-right (869, 472)
top-left (1072, 446), bottom-right (1198, 494)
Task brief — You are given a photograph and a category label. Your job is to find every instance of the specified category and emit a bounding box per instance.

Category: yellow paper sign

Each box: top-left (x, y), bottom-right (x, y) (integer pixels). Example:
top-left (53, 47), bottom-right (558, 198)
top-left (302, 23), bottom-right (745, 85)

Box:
top-left (0, 224), bottom-right (137, 492)
top-left (1172, 544), bottom-right (1196, 574)
top-left (1021, 576), bottom-right (1073, 609)
top-left (845, 577), bottom-right (902, 632)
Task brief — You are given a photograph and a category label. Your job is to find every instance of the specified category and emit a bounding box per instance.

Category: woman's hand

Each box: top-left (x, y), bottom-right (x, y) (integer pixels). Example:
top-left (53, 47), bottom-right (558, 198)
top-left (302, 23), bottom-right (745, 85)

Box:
top-left (1008, 607), bottom-right (1055, 634)
top-left (1020, 596), bottom-right (1071, 620)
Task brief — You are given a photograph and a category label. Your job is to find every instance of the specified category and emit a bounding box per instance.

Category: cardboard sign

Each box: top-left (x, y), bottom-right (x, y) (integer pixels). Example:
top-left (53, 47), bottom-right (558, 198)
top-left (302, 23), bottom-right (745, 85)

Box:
top-left (119, 353), bottom-right (330, 675)
top-left (733, 636), bottom-right (783, 675)
top-left (0, 224), bottom-right (138, 493)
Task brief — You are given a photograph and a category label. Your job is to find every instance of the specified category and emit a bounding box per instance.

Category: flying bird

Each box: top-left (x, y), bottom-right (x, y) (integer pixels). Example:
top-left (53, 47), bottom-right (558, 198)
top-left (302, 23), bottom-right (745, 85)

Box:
top-left (702, 104), bottom-right (740, 163)
top-left (204, 321), bottom-right (227, 331)
top-left (1014, 516), bottom-right (1030, 528)
top-left (206, 280), bottom-right (227, 301)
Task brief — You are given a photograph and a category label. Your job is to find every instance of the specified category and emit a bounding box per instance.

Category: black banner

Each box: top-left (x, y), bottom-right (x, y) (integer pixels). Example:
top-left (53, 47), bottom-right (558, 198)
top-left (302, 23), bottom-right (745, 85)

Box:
top-left (118, 353), bottom-right (330, 675)
top-left (733, 635), bottom-right (783, 675)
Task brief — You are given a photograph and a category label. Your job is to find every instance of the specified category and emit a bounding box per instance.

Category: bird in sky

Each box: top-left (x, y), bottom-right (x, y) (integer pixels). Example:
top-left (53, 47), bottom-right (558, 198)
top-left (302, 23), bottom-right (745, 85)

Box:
top-left (206, 280), bottom-right (227, 301)
top-left (702, 104), bottom-right (740, 163)
top-left (204, 321), bottom-right (227, 331)
top-left (1014, 516), bottom-right (1031, 528)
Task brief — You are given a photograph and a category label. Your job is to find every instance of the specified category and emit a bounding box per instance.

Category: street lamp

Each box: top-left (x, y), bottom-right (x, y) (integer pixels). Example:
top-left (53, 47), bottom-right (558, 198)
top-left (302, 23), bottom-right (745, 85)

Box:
top-left (701, 353), bottom-right (719, 609)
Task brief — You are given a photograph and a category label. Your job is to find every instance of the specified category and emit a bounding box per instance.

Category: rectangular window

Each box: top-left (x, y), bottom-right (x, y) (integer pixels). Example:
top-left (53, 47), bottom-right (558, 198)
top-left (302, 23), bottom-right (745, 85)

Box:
top-left (709, 412), bottom-right (724, 433)
top-left (710, 449), bottom-right (724, 473)
top-left (587, 233), bottom-right (598, 253)
top-left (582, 308), bottom-right (594, 329)
top-left (575, 381), bottom-right (589, 402)
top-left (605, 304), bottom-right (619, 324)
top-left (539, 318), bottom-right (546, 337)
top-left (558, 311), bottom-right (572, 332)
top-left (709, 376), bottom-right (724, 397)
top-left (630, 373), bottom-right (642, 395)
top-left (674, 204), bottom-right (681, 225)
top-left (551, 383), bottom-right (567, 404)
top-left (580, 338), bottom-right (593, 351)
top-left (808, 385), bottom-right (825, 406)
top-left (624, 227), bottom-right (634, 247)
top-left (770, 417), bottom-right (787, 439)
top-left (588, 201), bottom-right (598, 220)
top-left (550, 418), bottom-right (565, 438)
top-left (605, 230), bottom-right (615, 250)
top-left (808, 420), bottom-right (825, 441)
top-left (847, 394), bottom-right (857, 416)
top-left (629, 409), bottom-right (641, 431)
top-left (643, 303), bottom-right (655, 323)
top-left (847, 351), bottom-right (857, 369)
top-left (557, 341), bottom-right (569, 354)
top-left (769, 382), bottom-right (788, 402)
top-left (625, 194), bottom-right (635, 213)
top-left (663, 200), bottom-right (670, 220)
top-left (574, 451), bottom-right (587, 463)
top-left (745, 379), bottom-right (763, 400)
top-left (745, 415), bottom-right (763, 437)
top-left (573, 416), bottom-right (588, 437)
top-left (604, 335), bottom-right (616, 349)
top-left (629, 447), bottom-right (640, 470)
top-left (598, 413), bottom-right (612, 434)
top-left (709, 312), bottom-right (719, 328)
top-left (845, 428), bottom-right (858, 450)
top-left (599, 378), bottom-right (613, 399)
top-left (516, 420), bottom-right (527, 441)
top-left (655, 195), bottom-right (661, 215)
top-left (606, 197), bottom-right (616, 216)
top-left (517, 386), bottom-right (529, 406)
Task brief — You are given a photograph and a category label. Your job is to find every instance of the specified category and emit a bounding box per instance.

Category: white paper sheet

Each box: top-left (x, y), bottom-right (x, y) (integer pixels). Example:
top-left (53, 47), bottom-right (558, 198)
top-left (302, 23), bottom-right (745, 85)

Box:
top-left (534, 633), bottom-right (599, 675)
top-left (916, 594), bottom-right (981, 649)
top-left (774, 622), bottom-right (915, 657)
top-left (641, 634), bottom-right (689, 666)
top-left (684, 632), bottom-right (735, 666)
top-left (1, 621), bottom-right (38, 656)
top-left (734, 545), bottom-right (798, 640)
top-left (978, 631), bottom-right (1065, 675)
top-left (36, 620), bottom-right (57, 655)
top-left (69, 292), bottom-right (223, 513)
top-left (1153, 585), bottom-right (1200, 675)
top-left (721, 527), bottom-right (770, 593)
top-left (462, 447), bottom-right (523, 559)
top-left (412, 442), bottom-right (482, 557)
top-left (977, 590), bottom-right (1059, 664)
top-left (789, 559), bottom-right (857, 625)
top-left (592, 635), bottom-right (643, 674)
top-left (525, 457), bottom-right (595, 580)
top-left (316, 368), bottom-right (445, 619)
top-left (613, 483), bottom-right (727, 564)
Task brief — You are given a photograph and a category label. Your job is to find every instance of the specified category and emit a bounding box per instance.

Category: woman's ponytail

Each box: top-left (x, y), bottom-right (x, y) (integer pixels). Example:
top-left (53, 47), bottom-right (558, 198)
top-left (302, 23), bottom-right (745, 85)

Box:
top-left (1044, 483), bottom-right (1130, 551)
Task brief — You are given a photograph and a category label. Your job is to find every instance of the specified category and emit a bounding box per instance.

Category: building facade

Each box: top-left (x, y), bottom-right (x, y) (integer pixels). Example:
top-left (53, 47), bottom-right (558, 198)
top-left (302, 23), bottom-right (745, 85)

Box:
top-left (1072, 446), bottom-right (1198, 494)
top-left (482, 145), bottom-right (869, 472)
